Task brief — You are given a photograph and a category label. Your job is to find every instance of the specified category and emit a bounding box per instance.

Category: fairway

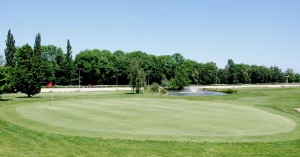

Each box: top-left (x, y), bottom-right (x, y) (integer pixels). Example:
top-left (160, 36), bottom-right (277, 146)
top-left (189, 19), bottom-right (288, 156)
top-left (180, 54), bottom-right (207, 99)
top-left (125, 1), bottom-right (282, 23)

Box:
top-left (1, 97), bottom-right (296, 142)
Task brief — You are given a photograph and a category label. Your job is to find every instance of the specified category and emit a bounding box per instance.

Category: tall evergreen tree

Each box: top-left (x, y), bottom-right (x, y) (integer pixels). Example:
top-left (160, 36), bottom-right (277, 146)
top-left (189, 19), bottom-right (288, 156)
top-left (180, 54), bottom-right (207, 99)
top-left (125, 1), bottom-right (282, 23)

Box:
top-left (66, 39), bottom-right (72, 62)
top-left (65, 39), bottom-right (73, 84)
top-left (0, 55), bottom-right (4, 66)
top-left (15, 44), bottom-right (42, 97)
top-left (33, 33), bottom-right (44, 85)
top-left (34, 33), bottom-right (42, 56)
top-left (4, 29), bottom-right (16, 67)
top-left (55, 49), bottom-right (67, 85)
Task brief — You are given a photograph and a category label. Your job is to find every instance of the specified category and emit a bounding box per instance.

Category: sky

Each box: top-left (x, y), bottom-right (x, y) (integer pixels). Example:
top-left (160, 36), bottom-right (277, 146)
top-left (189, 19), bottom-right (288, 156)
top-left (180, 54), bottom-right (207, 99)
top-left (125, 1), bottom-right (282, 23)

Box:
top-left (0, 0), bottom-right (299, 72)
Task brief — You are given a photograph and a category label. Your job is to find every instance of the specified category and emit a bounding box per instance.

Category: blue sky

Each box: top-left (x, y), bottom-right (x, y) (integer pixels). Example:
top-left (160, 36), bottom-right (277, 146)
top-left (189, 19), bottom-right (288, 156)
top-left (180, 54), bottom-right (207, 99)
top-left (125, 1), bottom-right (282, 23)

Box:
top-left (1, 0), bottom-right (299, 72)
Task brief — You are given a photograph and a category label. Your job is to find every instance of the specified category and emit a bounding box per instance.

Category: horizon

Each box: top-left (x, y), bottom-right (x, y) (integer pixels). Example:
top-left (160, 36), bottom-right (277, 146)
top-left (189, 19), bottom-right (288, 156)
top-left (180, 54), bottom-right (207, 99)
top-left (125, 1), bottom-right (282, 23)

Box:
top-left (1, 0), bottom-right (299, 72)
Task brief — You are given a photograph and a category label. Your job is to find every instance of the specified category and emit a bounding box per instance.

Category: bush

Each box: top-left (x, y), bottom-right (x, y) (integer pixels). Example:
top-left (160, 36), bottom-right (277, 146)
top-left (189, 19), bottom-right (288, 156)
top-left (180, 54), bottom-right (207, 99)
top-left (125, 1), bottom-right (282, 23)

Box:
top-left (223, 89), bottom-right (237, 94)
top-left (150, 82), bottom-right (160, 93)
top-left (203, 88), bottom-right (237, 94)
top-left (144, 85), bottom-right (148, 91)
top-left (160, 87), bottom-right (167, 94)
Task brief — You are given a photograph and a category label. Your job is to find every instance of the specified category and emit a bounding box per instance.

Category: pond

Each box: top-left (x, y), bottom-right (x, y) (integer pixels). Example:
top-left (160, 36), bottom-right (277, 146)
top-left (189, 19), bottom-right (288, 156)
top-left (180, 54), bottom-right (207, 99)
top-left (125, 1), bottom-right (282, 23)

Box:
top-left (167, 86), bottom-right (224, 96)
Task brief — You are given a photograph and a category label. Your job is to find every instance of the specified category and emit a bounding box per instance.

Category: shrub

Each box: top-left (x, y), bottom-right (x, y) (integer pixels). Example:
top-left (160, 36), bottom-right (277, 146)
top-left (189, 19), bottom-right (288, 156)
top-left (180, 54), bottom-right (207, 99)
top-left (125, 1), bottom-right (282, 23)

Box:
top-left (150, 82), bottom-right (160, 93)
top-left (144, 85), bottom-right (148, 91)
top-left (203, 88), bottom-right (237, 94)
top-left (160, 87), bottom-right (167, 94)
top-left (223, 89), bottom-right (237, 94)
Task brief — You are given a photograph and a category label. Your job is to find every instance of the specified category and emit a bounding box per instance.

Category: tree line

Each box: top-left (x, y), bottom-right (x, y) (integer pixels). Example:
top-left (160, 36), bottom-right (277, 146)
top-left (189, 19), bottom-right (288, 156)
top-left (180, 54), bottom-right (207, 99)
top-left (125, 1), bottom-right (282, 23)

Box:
top-left (1, 30), bottom-right (300, 96)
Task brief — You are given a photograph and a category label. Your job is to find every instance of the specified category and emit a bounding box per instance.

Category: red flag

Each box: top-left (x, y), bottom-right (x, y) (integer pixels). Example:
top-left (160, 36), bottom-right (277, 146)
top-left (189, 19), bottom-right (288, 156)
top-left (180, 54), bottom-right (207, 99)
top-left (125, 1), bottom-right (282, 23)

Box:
top-left (47, 82), bottom-right (52, 87)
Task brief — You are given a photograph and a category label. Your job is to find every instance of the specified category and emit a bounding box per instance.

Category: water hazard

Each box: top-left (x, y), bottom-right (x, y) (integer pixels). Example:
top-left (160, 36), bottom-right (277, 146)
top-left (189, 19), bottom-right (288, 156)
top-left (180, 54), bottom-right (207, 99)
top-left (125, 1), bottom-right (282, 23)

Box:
top-left (167, 86), bottom-right (224, 96)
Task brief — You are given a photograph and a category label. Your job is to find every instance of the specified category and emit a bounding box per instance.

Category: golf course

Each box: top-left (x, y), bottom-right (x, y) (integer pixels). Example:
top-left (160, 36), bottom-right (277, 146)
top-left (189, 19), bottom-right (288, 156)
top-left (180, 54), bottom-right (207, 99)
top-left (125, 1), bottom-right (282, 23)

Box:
top-left (0, 87), bottom-right (300, 156)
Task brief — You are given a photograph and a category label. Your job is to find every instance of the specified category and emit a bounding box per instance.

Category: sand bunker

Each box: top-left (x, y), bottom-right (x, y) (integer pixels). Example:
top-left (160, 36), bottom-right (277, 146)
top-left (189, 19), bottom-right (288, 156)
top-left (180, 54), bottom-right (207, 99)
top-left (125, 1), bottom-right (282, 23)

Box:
top-left (294, 108), bottom-right (300, 112)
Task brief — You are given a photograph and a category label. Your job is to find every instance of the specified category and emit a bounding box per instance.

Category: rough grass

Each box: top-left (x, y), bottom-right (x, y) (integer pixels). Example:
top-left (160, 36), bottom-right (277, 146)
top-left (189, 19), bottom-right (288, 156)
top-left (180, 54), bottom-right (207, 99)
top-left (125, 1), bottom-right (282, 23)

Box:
top-left (0, 88), bottom-right (300, 156)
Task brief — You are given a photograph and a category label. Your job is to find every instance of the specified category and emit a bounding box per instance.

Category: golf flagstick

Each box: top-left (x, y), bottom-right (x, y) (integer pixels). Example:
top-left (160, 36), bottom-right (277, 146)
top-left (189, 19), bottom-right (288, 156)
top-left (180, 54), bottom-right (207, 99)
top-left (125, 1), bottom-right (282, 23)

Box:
top-left (51, 87), bottom-right (53, 105)
top-left (47, 82), bottom-right (53, 105)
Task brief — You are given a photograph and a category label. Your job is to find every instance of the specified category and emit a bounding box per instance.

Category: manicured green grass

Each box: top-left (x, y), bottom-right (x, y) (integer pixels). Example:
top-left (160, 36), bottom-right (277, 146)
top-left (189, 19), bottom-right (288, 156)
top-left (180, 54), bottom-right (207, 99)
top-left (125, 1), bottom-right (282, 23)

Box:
top-left (1, 98), bottom-right (296, 142)
top-left (0, 88), bottom-right (300, 156)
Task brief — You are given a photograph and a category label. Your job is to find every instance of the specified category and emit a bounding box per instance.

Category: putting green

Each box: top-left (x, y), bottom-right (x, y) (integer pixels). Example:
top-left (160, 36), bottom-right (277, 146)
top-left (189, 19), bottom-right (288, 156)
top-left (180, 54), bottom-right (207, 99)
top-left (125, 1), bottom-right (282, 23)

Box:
top-left (1, 98), bottom-right (296, 142)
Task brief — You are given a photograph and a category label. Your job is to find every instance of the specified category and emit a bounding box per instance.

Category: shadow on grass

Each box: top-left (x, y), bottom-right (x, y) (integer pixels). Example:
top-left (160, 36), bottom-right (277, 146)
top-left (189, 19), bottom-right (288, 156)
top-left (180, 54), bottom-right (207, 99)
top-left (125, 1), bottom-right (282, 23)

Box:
top-left (125, 92), bottom-right (135, 95)
top-left (16, 96), bottom-right (42, 99)
top-left (0, 99), bottom-right (11, 101)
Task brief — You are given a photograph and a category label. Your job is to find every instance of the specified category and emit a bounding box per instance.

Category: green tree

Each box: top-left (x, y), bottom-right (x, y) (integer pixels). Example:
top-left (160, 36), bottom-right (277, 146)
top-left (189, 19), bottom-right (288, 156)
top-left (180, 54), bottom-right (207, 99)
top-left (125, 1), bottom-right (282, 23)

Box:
top-left (148, 55), bottom-right (164, 85)
top-left (269, 66), bottom-right (283, 83)
top-left (74, 49), bottom-right (100, 85)
top-left (295, 73), bottom-right (300, 83)
top-left (4, 29), bottom-right (16, 67)
top-left (128, 61), bottom-right (146, 94)
top-left (181, 59), bottom-right (198, 84)
top-left (249, 65), bottom-right (270, 83)
top-left (0, 55), bottom-right (4, 65)
top-left (226, 59), bottom-right (236, 84)
top-left (74, 49), bottom-right (116, 85)
top-left (218, 68), bottom-right (229, 84)
top-left (285, 68), bottom-right (296, 83)
top-left (0, 66), bottom-right (13, 99)
top-left (113, 50), bottom-right (128, 85)
top-left (34, 33), bottom-right (42, 55)
top-left (0, 67), bottom-right (7, 99)
top-left (65, 39), bottom-right (73, 85)
top-left (33, 33), bottom-right (44, 82)
top-left (168, 65), bottom-right (190, 89)
top-left (200, 62), bottom-right (218, 84)
top-left (98, 50), bottom-right (115, 85)
top-left (41, 45), bottom-right (63, 85)
top-left (192, 66), bottom-right (201, 85)
top-left (235, 64), bottom-right (250, 84)
top-left (15, 44), bottom-right (42, 97)
top-left (55, 48), bottom-right (68, 85)
top-left (249, 65), bottom-right (259, 83)
top-left (157, 55), bottom-right (176, 80)
top-left (172, 53), bottom-right (185, 67)
top-left (262, 66), bottom-right (271, 83)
